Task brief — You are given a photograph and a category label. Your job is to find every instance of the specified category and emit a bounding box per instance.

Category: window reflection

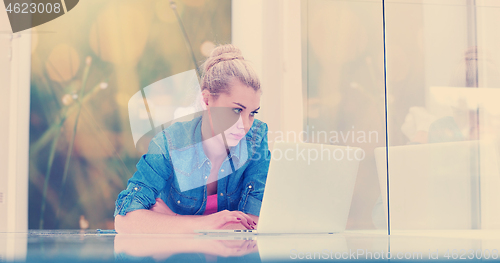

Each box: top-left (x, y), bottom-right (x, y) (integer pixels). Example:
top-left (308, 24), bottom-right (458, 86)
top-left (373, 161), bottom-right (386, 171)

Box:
top-left (383, 0), bottom-right (500, 231)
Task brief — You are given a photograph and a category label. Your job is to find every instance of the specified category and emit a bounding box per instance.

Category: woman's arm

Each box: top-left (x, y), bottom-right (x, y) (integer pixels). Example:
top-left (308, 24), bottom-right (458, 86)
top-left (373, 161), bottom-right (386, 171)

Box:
top-left (115, 198), bottom-right (257, 234)
top-left (115, 210), bottom-right (195, 234)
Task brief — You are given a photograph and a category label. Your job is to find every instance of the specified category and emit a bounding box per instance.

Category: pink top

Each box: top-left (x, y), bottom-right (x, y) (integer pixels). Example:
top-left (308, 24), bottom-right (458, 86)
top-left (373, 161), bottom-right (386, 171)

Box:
top-left (203, 194), bottom-right (218, 215)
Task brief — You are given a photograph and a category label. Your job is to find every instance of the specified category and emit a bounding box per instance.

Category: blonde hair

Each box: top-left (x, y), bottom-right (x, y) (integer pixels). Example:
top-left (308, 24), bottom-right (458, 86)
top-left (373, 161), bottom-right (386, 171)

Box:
top-left (201, 44), bottom-right (260, 99)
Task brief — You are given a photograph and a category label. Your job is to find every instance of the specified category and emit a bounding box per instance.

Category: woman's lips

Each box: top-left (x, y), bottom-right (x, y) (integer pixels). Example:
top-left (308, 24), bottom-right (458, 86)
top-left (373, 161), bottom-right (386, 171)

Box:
top-left (230, 133), bottom-right (244, 140)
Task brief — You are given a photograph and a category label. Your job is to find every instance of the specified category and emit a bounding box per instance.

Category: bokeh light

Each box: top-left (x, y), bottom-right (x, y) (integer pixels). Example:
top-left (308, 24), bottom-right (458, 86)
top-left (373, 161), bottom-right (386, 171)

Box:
top-left (89, 1), bottom-right (151, 65)
top-left (200, 40), bottom-right (215, 57)
top-left (45, 43), bottom-right (80, 83)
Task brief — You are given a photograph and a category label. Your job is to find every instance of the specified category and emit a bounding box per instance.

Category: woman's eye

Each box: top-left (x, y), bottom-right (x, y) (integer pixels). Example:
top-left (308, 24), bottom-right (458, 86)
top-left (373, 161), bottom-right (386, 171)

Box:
top-left (233, 108), bottom-right (242, 114)
top-left (250, 111), bottom-right (258, 117)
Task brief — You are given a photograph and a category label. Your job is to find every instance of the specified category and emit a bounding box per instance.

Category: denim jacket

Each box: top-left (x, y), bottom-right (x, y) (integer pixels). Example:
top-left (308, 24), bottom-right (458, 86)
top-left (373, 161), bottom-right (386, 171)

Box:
top-left (114, 115), bottom-right (270, 217)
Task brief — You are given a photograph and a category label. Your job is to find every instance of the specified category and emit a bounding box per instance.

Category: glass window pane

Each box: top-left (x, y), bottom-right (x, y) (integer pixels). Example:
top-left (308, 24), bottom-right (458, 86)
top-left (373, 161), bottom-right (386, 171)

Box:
top-left (385, 0), bottom-right (500, 231)
top-left (303, 0), bottom-right (387, 231)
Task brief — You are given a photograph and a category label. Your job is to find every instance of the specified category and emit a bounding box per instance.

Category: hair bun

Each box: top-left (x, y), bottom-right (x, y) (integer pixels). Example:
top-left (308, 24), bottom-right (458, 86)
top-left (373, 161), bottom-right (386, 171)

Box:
top-left (204, 44), bottom-right (244, 72)
top-left (210, 44), bottom-right (242, 58)
top-left (200, 43), bottom-right (260, 95)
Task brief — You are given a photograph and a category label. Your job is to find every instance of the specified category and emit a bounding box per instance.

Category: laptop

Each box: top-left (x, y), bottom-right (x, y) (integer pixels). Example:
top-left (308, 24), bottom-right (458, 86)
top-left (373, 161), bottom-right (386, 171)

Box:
top-left (196, 141), bottom-right (360, 234)
top-left (374, 140), bottom-right (500, 230)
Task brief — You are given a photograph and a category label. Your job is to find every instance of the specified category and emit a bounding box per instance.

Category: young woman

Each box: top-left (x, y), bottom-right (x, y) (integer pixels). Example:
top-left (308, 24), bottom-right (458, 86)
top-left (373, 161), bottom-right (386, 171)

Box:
top-left (114, 44), bottom-right (270, 234)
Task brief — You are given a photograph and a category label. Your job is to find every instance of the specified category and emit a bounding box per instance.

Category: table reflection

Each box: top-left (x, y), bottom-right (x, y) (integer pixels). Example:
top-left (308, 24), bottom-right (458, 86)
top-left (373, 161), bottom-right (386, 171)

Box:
top-left (114, 234), bottom-right (259, 261)
top-left (113, 233), bottom-right (382, 262)
top-left (3, 230), bottom-right (500, 262)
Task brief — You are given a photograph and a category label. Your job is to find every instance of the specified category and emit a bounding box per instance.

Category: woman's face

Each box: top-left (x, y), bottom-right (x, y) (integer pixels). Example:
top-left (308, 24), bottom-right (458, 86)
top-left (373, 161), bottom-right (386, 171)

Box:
top-left (204, 80), bottom-right (261, 147)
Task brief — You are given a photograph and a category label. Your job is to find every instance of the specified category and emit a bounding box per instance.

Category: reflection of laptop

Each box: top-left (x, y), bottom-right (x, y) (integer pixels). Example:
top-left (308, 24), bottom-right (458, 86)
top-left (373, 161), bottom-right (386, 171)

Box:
top-left (196, 142), bottom-right (360, 234)
top-left (374, 141), bottom-right (500, 230)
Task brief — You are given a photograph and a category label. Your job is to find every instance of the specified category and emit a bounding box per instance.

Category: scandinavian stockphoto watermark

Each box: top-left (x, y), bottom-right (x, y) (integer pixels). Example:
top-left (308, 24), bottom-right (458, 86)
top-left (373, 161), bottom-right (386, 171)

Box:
top-left (259, 126), bottom-right (379, 164)
top-left (261, 143), bottom-right (365, 164)
top-left (268, 125), bottom-right (379, 145)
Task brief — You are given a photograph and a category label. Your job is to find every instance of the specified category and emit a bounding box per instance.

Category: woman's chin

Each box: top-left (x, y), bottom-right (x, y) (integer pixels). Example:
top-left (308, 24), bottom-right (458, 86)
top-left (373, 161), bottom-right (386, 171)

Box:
top-left (225, 137), bottom-right (243, 147)
top-left (223, 133), bottom-right (245, 147)
top-left (226, 140), bottom-right (239, 147)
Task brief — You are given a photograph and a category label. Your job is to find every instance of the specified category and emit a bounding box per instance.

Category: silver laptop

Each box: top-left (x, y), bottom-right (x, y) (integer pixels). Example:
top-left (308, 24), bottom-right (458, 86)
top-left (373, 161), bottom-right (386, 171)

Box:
top-left (196, 141), bottom-right (360, 234)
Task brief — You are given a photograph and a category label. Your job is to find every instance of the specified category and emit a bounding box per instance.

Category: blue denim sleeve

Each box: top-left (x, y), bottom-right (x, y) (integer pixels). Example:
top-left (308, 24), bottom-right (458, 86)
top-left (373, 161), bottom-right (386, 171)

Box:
top-left (238, 122), bottom-right (271, 216)
top-left (114, 131), bottom-right (173, 217)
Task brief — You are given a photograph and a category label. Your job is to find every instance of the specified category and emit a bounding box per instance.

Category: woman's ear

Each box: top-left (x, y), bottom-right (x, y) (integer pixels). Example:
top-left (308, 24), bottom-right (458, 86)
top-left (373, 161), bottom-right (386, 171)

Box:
top-left (201, 89), bottom-right (210, 110)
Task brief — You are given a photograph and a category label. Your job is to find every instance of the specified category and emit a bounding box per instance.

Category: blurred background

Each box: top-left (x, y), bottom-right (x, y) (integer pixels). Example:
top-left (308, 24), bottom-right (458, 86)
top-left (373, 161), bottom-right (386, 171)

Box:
top-left (1, 0), bottom-right (500, 233)
top-left (26, 0), bottom-right (230, 230)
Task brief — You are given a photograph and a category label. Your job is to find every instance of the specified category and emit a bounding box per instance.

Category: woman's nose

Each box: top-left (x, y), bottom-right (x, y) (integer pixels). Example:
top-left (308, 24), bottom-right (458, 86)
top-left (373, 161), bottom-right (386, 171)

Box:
top-left (236, 115), bottom-right (245, 130)
top-left (240, 115), bottom-right (253, 133)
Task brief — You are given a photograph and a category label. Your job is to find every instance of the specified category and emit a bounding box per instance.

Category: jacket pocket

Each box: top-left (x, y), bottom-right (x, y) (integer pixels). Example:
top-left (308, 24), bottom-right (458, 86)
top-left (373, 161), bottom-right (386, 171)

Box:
top-left (168, 185), bottom-right (197, 209)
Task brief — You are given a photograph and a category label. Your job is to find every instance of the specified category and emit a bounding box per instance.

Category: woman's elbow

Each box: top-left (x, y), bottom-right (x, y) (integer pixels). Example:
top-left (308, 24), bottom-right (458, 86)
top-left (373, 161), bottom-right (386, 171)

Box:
top-left (114, 215), bottom-right (129, 234)
top-left (114, 210), bottom-right (150, 234)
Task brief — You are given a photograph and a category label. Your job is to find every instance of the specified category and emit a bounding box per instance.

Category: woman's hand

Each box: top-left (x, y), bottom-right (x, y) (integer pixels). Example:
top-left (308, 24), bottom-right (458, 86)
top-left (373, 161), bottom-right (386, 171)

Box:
top-left (128, 200), bottom-right (258, 233)
top-left (219, 223), bottom-right (246, 230)
top-left (218, 214), bottom-right (259, 230)
top-left (247, 214), bottom-right (259, 225)
top-left (193, 210), bottom-right (257, 230)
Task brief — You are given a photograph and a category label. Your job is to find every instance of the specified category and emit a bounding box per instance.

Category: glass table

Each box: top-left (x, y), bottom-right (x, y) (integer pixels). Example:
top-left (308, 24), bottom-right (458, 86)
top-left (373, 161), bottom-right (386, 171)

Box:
top-left (1, 230), bottom-right (499, 262)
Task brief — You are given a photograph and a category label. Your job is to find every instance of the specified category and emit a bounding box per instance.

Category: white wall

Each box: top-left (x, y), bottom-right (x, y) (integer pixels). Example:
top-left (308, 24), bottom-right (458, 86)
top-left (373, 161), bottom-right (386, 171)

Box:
top-left (0, 2), bottom-right (31, 234)
top-left (232, 0), bottom-right (304, 145)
